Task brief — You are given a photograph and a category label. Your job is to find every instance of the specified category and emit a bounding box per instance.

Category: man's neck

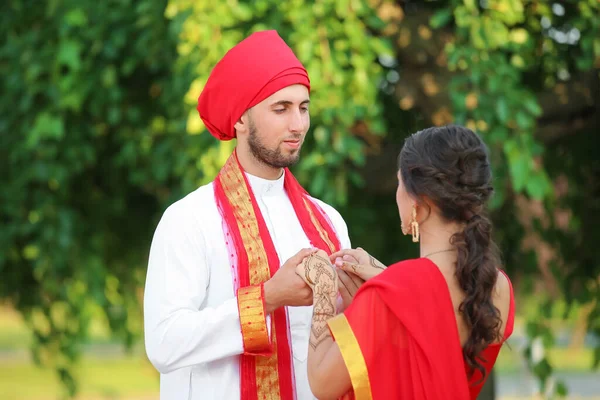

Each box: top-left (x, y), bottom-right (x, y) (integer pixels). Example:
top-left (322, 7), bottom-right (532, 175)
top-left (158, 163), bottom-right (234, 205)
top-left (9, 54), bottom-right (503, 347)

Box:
top-left (236, 148), bottom-right (283, 180)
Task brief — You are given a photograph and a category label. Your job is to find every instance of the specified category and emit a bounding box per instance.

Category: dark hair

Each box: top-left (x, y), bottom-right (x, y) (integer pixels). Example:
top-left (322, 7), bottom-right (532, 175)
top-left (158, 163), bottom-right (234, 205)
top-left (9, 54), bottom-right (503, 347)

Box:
top-left (398, 125), bottom-right (502, 380)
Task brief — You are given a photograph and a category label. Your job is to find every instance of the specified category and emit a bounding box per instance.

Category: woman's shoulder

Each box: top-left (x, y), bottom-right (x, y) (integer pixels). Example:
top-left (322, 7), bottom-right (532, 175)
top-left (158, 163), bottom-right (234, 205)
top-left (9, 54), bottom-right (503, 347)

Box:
top-left (493, 268), bottom-right (515, 340)
top-left (493, 268), bottom-right (514, 316)
top-left (356, 258), bottom-right (455, 316)
top-left (388, 257), bottom-right (431, 268)
top-left (365, 258), bottom-right (443, 291)
top-left (495, 269), bottom-right (512, 296)
top-left (381, 257), bottom-right (438, 277)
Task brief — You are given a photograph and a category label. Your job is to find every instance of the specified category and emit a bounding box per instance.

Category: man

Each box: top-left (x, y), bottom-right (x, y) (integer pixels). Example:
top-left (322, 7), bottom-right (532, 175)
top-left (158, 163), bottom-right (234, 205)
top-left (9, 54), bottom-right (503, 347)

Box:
top-left (143, 30), bottom-right (351, 400)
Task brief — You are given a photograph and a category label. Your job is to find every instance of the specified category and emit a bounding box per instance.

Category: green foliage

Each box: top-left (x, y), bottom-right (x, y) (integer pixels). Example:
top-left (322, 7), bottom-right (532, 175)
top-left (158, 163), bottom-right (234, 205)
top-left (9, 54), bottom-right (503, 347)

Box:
top-left (441, 0), bottom-right (551, 201)
top-left (0, 0), bottom-right (196, 396)
top-left (429, 0), bottom-right (600, 397)
top-left (168, 0), bottom-right (393, 206)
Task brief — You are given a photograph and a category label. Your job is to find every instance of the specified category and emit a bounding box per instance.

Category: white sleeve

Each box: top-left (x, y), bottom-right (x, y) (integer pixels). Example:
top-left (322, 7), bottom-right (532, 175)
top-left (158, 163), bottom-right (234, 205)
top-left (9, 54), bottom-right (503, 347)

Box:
top-left (143, 203), bottom-right (244, 374)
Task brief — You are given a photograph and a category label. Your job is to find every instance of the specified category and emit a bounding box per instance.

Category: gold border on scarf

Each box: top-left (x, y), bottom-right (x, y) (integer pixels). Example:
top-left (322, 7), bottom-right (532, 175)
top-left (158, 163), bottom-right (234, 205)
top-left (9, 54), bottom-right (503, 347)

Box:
top-left (303, 197), bottom-right (336, 253)
top-left (237, 285), bottom-right (270, 353)
top-left (328, 314), bottom-right (373, 400)
top-left (220, 154), bottom-right (281, 399)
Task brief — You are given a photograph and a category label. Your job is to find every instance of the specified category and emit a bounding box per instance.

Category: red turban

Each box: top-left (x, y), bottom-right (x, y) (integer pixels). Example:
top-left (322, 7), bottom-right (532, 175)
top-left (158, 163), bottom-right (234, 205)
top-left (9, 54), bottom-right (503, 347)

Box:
top-left (197, 30), bottom-right (311, 141)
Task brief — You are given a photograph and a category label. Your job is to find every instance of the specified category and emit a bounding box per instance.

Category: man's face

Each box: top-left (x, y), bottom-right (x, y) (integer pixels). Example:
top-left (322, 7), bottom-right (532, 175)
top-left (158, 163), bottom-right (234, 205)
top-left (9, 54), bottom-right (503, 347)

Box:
top-left (244, 84), bottom-right (310, 169)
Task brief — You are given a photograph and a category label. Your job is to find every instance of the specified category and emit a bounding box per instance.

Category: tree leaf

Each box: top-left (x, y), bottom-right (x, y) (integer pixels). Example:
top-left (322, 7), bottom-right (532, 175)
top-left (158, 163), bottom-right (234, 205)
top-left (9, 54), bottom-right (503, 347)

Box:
top-left (430, 9), bottom-right (453, 29)
top-left (524, 97), bottom-right (543, 117)
top-left (495, 97), bottom-right (509, 123)
top-left (57, 40), bottom-right (82, 71)
top-left (28, 112), bottom-right (65, 148)
top-left (64, 8), bottom-right (88, 27)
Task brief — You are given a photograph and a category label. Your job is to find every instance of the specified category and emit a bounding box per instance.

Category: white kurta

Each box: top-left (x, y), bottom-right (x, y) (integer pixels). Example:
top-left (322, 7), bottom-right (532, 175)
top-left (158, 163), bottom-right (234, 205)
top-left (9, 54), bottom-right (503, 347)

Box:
top-left (144, 170), bottom-right (351, 400)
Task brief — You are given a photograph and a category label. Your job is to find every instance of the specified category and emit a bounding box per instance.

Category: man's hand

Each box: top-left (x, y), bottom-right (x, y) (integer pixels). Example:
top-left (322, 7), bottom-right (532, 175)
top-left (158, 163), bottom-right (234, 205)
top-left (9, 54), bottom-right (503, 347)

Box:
top-left (330, 247), bottom-right (387, 281)
top-left (263, 248), bottom-right (316, 314)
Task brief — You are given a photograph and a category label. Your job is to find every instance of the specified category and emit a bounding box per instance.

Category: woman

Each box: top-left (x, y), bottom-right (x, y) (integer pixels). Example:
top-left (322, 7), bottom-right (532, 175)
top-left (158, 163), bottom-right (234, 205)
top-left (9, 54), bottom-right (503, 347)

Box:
top-left (296, 125), bottom-right (515, 400)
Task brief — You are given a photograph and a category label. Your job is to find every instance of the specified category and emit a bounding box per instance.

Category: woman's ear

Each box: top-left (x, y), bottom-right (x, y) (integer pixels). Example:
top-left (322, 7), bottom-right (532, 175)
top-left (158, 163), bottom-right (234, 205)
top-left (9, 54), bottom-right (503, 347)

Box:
top-left (417, 197), bottom-right (435, 222)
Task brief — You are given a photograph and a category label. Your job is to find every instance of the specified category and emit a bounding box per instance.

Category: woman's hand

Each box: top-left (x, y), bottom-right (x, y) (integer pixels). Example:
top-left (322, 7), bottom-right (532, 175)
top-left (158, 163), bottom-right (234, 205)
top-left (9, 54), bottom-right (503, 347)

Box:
top-left (337, 268), bottom-right (364, 312)
top-left (296, 249), bottom-right (338, 294)
top-left (296, 250), bottom-right (339, 351)
top-left (330, 247), bottom-right (387, 281)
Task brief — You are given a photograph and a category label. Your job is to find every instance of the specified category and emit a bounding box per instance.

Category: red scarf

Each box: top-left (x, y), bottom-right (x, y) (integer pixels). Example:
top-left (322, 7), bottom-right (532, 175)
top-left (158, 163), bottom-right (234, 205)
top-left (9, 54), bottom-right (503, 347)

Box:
top-left (214, 151), bottom-right (341, 400)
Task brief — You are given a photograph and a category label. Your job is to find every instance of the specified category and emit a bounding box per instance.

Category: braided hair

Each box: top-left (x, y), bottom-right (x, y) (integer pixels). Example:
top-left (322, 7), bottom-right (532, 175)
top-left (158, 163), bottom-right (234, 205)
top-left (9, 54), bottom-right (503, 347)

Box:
top-left (398, 125), bottom-right (502, 379)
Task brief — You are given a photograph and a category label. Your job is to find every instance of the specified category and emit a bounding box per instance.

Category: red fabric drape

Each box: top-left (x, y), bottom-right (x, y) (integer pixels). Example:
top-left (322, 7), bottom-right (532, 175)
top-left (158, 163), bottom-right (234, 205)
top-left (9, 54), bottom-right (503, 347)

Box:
top-left (333, 258), bottom-right (515, 400)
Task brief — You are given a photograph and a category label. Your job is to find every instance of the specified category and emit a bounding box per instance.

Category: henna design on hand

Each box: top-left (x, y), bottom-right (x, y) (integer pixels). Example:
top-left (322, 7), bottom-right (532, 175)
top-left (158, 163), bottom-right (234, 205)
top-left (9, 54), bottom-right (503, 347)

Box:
top-left (310, 283), bottom-right (335, 349)
top-left (301, 252), bottom-right (337, 289)
top-left (310, 324), bottom-right (332, 350)
top-left (301, 251), bottom-right (338, 350)
top-left (369, 255), bottom-right (386, 270)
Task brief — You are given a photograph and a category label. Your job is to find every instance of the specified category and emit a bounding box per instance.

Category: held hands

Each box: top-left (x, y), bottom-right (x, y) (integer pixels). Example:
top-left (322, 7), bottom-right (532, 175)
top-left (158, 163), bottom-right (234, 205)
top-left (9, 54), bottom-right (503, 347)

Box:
top-left (295, 250), bottom-right (338, 318)
top-left (330, 247), bottom-right (387, 281)
top-left (263, 248), bottom-right (317, 313)
top-left (264, 247), bottom-right (385, 314)
top-left (295, 250), bottom-right (338, 294)
top-left (336, 267), bottom-right (364, 313)
top-left (294, 250), bottom-right (361, 313)
top-left (329, 247), bottom-right (386, 312)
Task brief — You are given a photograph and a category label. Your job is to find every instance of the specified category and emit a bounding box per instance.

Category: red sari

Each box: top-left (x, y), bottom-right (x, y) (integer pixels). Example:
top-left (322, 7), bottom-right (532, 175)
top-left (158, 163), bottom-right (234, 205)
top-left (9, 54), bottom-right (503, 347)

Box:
top-left (327, 258), bottom-right (515, 400)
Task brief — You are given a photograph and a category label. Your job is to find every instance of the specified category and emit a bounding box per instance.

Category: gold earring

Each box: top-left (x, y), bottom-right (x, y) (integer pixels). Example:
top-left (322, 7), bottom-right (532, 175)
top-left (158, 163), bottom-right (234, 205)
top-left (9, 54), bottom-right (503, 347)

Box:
top-left (411, 205), bottom-right (419, 243)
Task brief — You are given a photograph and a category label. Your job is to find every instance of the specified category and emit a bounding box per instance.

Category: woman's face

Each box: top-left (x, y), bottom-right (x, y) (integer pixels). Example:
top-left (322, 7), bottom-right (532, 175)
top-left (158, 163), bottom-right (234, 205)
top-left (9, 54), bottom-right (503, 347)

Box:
top-left (396, 170), bottom-right (414, 234)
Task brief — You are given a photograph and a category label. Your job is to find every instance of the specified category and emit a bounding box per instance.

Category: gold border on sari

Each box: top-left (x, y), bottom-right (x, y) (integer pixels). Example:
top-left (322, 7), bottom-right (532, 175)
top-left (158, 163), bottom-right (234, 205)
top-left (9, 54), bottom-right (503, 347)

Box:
top-left (328, 314), bottom-right (373, 400)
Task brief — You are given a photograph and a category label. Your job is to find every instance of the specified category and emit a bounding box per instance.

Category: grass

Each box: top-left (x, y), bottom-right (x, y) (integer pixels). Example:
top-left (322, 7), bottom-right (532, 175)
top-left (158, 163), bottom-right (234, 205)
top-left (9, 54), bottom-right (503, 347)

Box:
top-left (0, 306), bottom-right (123, 351)
top-left (0, 351), bottom-right (597, 400)
top-left (0, 346), bottom-right (597, 400)
top-left (1, 303), bottom-right (598, 399)
top-left (0, 356), bottom-right (158, 400)
top-left (0, 306), bottom-right (33, 350)
top-left (495, 344), bottom-right (597, 373)
top-left (0, 307), bottom-right (159, 399)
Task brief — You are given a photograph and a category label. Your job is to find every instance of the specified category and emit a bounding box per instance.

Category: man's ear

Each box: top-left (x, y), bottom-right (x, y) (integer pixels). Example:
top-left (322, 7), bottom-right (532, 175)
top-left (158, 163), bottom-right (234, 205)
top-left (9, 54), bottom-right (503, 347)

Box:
top-left (234, 111), bottom-right (250, 136)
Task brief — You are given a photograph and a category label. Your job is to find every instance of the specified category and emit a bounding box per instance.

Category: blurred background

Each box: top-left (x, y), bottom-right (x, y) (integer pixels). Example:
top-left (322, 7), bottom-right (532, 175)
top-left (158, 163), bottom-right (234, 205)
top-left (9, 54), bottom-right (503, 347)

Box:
top-left (1, 0), bottom-right (599, 399)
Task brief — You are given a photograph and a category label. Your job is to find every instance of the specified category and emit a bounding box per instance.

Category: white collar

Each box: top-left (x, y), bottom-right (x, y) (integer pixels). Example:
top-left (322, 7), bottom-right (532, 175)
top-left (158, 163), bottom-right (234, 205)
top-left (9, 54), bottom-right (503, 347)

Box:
top-left (244, 169), bottom-right (286, 197)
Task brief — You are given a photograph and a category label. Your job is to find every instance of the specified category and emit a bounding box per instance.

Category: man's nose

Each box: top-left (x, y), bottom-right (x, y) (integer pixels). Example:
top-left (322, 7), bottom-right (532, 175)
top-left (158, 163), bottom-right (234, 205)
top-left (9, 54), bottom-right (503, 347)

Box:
top-left (288, 109), bottom-right (306, 132)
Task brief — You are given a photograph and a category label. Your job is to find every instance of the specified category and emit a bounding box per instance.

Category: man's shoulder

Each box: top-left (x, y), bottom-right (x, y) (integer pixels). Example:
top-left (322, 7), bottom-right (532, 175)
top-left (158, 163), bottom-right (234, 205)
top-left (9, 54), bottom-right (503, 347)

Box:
top-left (307, 195), bottom-right (344, 220)
top-left (305, 195), bottom-right (351, 247)
top-left (160, 181), bottom-right (217, 223)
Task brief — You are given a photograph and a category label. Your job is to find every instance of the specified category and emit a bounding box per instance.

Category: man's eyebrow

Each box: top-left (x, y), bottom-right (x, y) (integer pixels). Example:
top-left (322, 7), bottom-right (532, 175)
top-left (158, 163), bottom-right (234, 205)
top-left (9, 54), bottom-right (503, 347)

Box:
top-left (270, 99), bottom-right (310, 107)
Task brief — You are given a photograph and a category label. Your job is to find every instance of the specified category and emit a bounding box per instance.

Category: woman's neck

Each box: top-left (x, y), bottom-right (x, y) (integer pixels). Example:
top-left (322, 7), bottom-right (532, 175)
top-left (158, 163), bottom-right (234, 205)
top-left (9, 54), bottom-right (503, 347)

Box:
top-left (418, 219), bottom-right (463, 258)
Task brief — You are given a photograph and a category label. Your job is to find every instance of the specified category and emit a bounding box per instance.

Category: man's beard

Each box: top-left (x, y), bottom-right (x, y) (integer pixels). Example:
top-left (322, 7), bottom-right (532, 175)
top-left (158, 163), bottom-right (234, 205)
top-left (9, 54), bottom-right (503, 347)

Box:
top-left (247, 119), bottom-right (302, 169)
